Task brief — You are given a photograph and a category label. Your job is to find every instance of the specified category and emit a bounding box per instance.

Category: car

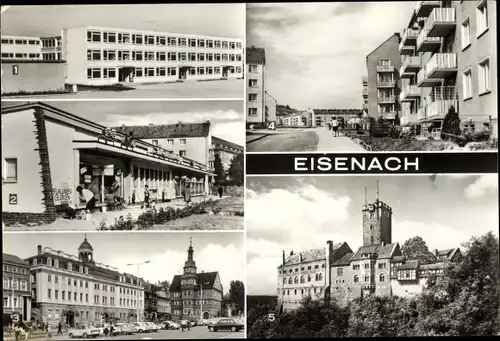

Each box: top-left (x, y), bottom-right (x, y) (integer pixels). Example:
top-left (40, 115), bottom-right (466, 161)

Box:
top-left (163, 321), bottom-right (180, 330)
top-left (145, 322), bottom-right (158, 332)
top-left (115, 323), bottom-right (135, 335)
top-left (68, 325), bottom-right (101, 338)
top-left (133, 322), bottom-right (150, 333)
top-left (207, 318), bottom-right (244, 332)
top-left (110, 325), bottom-right (122, 336)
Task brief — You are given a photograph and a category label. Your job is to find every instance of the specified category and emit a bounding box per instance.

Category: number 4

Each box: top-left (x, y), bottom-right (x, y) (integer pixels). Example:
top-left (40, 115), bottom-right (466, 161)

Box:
top-left (268, 122), bottom-right (275, 130)
top-left (268, 313), bottom-right (275, 322)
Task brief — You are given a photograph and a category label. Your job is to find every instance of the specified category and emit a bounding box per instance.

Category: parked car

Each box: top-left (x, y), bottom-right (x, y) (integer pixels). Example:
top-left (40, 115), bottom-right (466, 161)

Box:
top-left (115, 323), bottom-right (135, 335)
top-left (207, 318), bottom-right (244, 332)
top-left (133, 322), bottom-right (150, 333)
top-left (110, 325), bottom-right (122, 336)
top-left (68, 325), bottom-right (101, 338)
top-left (163, 321), bottom-right (180, 330)
top-left (145, 322), bottom-right (158, 332)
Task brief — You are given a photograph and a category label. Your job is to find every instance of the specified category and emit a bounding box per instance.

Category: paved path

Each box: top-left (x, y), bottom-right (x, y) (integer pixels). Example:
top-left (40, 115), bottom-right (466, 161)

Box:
top-left (246, 129), bottom-right (319, 152)
top-left (3, 195), bottom-right (230, 231)
top-left (316, 126), bottom-right (366, 152)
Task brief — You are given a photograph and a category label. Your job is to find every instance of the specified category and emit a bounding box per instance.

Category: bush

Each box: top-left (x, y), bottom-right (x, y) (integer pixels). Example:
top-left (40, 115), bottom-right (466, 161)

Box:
top-left (441, 106), bottom-right (461, 141)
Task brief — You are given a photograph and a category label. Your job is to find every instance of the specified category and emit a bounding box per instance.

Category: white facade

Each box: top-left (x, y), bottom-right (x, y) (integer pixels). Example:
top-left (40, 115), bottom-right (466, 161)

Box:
top-left (62, 26), bottom-right (244, 85)
top-left (1, 35), bottom-right (42, 60)
top-left (41, 36), bottom-right (63, 61)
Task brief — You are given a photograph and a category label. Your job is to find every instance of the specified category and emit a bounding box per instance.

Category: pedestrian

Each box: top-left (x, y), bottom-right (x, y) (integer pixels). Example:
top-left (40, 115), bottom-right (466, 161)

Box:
top-left (142, 185), bottom-right (150, 209)
top-left (45, 323), bottom-right (52, 338)
top-left (184, 179), bottom-right (191, 206)
top-left (103, 325), bottom-right (109, 339)
top-left (331, 117), bottom-right (339, 137)
top-left (76, 185), bottom-right (97, 212)
top-left (109, 324), bottom-right (115, 338)
top-left (57, 322), bottom-right (62, 335)
top-left (217, 186), bottom-right (223, 198)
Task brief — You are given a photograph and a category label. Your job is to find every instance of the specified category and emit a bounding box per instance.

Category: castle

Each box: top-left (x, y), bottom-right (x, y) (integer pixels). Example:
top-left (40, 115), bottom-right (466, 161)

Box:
top-left (277, 182), bottom-right (461, 311)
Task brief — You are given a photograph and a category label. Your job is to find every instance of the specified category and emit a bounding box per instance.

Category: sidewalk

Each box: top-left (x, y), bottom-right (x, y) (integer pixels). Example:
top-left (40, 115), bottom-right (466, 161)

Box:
top-left (3, 195), bottom-right (230, 231)
top-left (316, 126), bottom-right (366, 152)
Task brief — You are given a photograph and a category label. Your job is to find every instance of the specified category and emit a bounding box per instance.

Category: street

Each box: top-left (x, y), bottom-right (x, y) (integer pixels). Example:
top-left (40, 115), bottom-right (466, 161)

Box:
top-left (5, 79), bottom-right (244, 100)
top-left (246, 126), bottom-right (365, 152)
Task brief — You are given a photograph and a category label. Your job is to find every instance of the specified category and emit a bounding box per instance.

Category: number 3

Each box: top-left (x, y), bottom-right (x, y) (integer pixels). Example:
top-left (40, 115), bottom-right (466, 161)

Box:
top-left (12, 314), bottom-right (19, 323)
top-left (268, 313), bottom-right (275, 322)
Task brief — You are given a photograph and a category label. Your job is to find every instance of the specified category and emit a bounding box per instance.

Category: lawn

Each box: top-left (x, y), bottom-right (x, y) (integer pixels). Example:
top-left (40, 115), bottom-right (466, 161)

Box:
top-left (246, 130), bottom-right (319, 152)
top-left (356, 136), bottom-right (498, 151)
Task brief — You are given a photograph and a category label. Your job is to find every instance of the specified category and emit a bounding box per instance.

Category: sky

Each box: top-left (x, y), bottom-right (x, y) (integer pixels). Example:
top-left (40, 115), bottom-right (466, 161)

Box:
top-left (4, 100), bottom-right (245, 146)
top-left (0, 4), bottom-right (244, 39)
top-left (247, 2), bottom-right (415, 109)
top-left (246, 174), bottom-right (499, 295)
top-left (3, 232), bottom-right (245, 294)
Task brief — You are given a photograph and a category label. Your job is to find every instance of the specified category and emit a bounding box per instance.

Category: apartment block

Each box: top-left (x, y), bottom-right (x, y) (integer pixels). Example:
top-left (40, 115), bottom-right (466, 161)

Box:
top-left (246, 46), bottom-right (266, 126)
top-left (362, 76), bottom-right (369, 114)
top-left (366, 33), bottom-right (402, 123)
top-left (62, 26), bottom-right (244, 86)
top-left (399, 0), bottom-right (496, 138)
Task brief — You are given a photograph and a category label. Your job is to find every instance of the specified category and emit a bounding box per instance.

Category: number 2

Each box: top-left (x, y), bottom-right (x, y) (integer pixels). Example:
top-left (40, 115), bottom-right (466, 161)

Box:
top-left (268, 313), bottom-right (275, 322)
top-left (9, 194), bottom-right (17, 205)
top-left (268, 122), bottom-right (275, 130)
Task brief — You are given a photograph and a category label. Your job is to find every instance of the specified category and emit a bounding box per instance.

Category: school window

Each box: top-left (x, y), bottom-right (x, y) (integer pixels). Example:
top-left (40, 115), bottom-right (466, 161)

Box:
top-left (167, 67), bottom-right (177, 76)
top-left (190, 68), bottom-right (196, 76)
top-left (337, 268), bottom-right (343, 276)
top-left (478, 58), bottom-right (490, 94)
top-left (157, 36), bottom-right (166, 46)
top-left (167, 52), bottom-right (177, 62)
top-left (156, 67), bottom-right (166, 76)
top-left (132, 51), bottom-right (143, 61)
top-left (207, 67), bottom-right (213, 75)
top-left (229, 54), bottom-right (235, 62)
top-left (87, 49), bottom-right (101, 61)
top-left (188, 53), bottom-right (196, 61)
top-left (248, 108), bottom-right (258, 116)
top-left (249, 79), bottom-right (258, 87)
top-left (206, 53), bottom-right (213, 61)
top-left (145, 35), bottom-right (155, 45)
top-left (197, 53), bottom-right (205, 61)
top-left (4, 158), bottom-right (18, 182)
top-left (168, 37), bottom-right (177, 46)
top-left (189, 38), bottom-right (196, 47)
top-left (146, 51), bottom-right (155, 61)
top-left (461, 17), bottom-right (471, 49)
top-left (236, 66), bottom-right (242, 74)
top-left (462, 68), bottom-right (472, 99)
top-left (197, 39), bottom-right (205, 47)
top-left (248, 93), bottom-right (258, 102)
top-left (103, 32), bottom-right (116, 43)
top-left (157, 52), bottom-right (166, 61)
top-left (222, 41), bottom-right (229, 49)
top-left (118, 51), bottom-right (130, 61)
top-left (87, 31), bottom-right (101, 42)
top-left (215, 53), bottom-right (221, 61)
top-left (476, 0), bottom-right (489, 37)
top-left (145, 68), bottom-right (155, 77)
top-left (132, 34), bottom-right (143, 45)
top-left (179, 38), bottom-right (187, 47)
top-left (179, 139), bottom-right (187, 145)
top-left (222, 54), bottom-right (228, 61)
top-left (236, 54), bottom-right (242, 62)
top-left (135, 68), bottom-right (143, 77)
top-left (214, 67), bottom-right (221, 74)
top-left (179, 53), bottom-right (187, 61)
top-left (87, 68), bottom-right (102, 79)
top-left (179, 150), bottom-right (187, 157)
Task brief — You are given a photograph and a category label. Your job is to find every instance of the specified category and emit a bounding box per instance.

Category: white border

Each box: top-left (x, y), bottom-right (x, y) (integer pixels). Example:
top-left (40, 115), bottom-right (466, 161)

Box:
top-left (242, 3), bottom-right (248, 337)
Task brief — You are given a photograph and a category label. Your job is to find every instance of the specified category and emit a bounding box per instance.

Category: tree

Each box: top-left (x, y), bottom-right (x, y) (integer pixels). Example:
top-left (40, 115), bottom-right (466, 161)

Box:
top-left (228, 280), bottom-right (245, 315)
top-left (401, 236), bottom-right (437, 264)
top-left (156, 280), bottom-right (170, 296)
top-left (441, 105), bottom-right (461, 140)
top-left (228, 153), bottom-right (244, 186)
top-left (213, 153), bottom-right (225, 183)
top-left (394, 113), bottom-right (401, 126)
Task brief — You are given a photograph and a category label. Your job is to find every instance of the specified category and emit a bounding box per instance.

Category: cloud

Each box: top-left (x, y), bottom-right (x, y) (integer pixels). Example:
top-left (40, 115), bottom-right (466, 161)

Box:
top-left (108, 242), bottom-right (245, 294)
top-left (247, 254), bottom-right (281, 295)
top-left (247, 2), bottom-right (415, 108)
top-left (464, 174), bottom-right (498, 200)
top-left (211, 120), bottom-right (245, 146)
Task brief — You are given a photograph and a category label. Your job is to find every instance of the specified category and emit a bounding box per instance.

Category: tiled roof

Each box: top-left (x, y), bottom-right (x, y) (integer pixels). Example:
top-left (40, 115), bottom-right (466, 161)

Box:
top-left (212, 136), bottom-right (243, 152)
top-left (169, 271), bottom-right (219, 292)
top-left (350, 243), bottom-right (397, 261)
top-left (391, 255), bottom-right (406, 263)
top-left (420, 262), bottom-right (447, 270)
top-left (313, 109), bottom-right (363, 115)
top-left (436, 248), bottom-right (454, 256)
top-left (246, 46), bottom-right (266, 64)
top-left (282, 243), bottom-right (343, 267)
top-left (399, 259), bottom-right (419, 270)
top-left (332, 252), bottom-right (354, 266)
top-left (114, 122), bottom-right (211, 139)
top-left (3, 253), bottom-right (29, 266)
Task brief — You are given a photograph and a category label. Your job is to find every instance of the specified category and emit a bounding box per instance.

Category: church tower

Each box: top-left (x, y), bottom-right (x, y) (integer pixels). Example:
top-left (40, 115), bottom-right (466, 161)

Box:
top-left (78, 235), bottom-right (94, 263)
top-left (362, 181), bottom-right (392, 246)
top-left (183, 238), bottom-right (197, 275)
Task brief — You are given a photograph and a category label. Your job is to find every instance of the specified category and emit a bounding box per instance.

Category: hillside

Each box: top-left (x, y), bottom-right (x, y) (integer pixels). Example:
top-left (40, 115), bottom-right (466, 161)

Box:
top-left (276, 104), bottom-right (298, 117)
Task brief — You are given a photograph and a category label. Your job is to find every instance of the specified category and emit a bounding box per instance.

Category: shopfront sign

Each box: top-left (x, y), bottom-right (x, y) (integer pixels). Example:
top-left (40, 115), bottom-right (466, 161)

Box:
top-left (53, 183), bottom-right (72, 205)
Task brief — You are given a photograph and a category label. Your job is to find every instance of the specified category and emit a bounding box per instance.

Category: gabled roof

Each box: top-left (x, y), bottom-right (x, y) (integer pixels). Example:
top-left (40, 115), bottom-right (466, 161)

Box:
top-left (350, 243), bottom-right (398, 261)
top-left (399, 259), bottom-right (419, 270)
top-left (114, 122), bottom-right (211, 139)
top-left (246, 46), bottom-right (266, 64)
top-left (280, 242), bottom-right (344, 267)
top-left (366, 33), bottom-right (401, 59)
top-left (212, 136), bottom-right (243, 151)
top-left (169, 271), bottom-right (219, 292)
top-left (332, 252), bottom-right (354, 266)
top-left (3, 253), bottom-right (29, 266)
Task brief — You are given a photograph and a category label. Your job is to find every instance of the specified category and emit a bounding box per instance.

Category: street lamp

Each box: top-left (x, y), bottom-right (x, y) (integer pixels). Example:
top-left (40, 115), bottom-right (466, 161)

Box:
top-left (127, 260), bottom-right (150, 323)
top-left (199, 282), bottom-right (210, 322)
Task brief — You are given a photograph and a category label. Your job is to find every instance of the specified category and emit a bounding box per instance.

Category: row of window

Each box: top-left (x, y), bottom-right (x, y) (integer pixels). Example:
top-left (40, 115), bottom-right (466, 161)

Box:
top-left (462, 58), bottom-right (491, 99)
top-left (282, 286), bottom-right (324, 296)
top-left (3, 278), bottom-right (28, 291)
top-left (45, 309), bottom-right (117, 321)
top-left (87, 31), bottom-right (242, 50)
top-left (3, 265), bottom-right (28, 274)
top-left (42, 52), bottom-right (62, 61)
top-left (280, 263), bottom-right (325, 274)
top-left (1, 38), bottom-right (40, 45)
top-left (460, 0), bottom-right (489, 50)
top-left (353, 274), bottom-right (386, 283)
top-left (3, 296), bottom-right (24, 308)
top-left (171, 299), bottom-right (212, 305)
top-left (86, 66), bottom-right (241, 80)
top-left (282, 273), bottom-right (324, 285)
top-left (46, 274), bottom-right (140, 296)
top-left (348, 262), bottom-right (387, 272)
top-left (86, 49), bottom-right (243, 62)
top-left (46, 289), bottom-right (141, 307)
top-left (1, 53), bottom-right (41, 59)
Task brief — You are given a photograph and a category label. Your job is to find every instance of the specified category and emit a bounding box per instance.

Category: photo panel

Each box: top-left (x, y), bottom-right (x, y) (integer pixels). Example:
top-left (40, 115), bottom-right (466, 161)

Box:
top-left (246, 174), bottom-right (499, 338)
top-left (245, 2), bottom-right (497, 152)
top-left (2, 231), bottom-right (246, 338)
top-left (1, 100), bottom-right (244, 231)
top-left (1, 4), bottom-right (245, 100)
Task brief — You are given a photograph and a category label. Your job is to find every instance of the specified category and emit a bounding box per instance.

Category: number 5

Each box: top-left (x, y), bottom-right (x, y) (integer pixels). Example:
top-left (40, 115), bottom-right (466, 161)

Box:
top-left (268, 313), bottom-right (275, 322)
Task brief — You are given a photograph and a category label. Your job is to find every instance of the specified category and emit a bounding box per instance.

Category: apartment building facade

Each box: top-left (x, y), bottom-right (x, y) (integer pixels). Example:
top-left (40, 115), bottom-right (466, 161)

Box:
top-left (366, 33), bottom-right (402, 124)
top-left (246, 46), bottom-right (267, 126)
top-left (362, 76), bottom-right (369, 114)
top-left (3, 254), bottom-right (32, 323)
top-left (399, 0), bottom-right (496, 138)
top-left (62, 26), bottom-right (243, 86)
top-left (211, 136), bottom-right (243, 172)
top-left (25, 238), bottom-right (145, 327)
top-left (265, 92), bottom-right (278, 127)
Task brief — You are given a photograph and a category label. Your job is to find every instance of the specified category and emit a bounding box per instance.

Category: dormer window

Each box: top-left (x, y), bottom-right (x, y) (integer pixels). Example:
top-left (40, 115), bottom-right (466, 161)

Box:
top-left (47, 257), bottom-right (52, 266)
top-left (54, 259), bottom-right (59, 268)
top-left (33, 259), bottom-right (37, 266)
top-left (85, 267), bottom-right (89, 274)
top-left (68, 262), bottom-right (72, 271)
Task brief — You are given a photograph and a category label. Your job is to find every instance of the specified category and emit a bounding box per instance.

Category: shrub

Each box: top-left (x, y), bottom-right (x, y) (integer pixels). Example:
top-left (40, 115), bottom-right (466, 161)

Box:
top-left (441, 106), bottom-right (461, 141)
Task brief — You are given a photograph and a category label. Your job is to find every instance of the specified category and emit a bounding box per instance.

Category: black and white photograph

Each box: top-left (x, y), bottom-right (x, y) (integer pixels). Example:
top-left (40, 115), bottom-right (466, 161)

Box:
top-left (245, 2), bottom-right (497, 152)
top-left (1, 100), bottom-right (244, 231)
top-left (2, 232), bottom-right (246, 339)
top-left (246, 175), bottom-right (499, 337)
top-left (1, 4), bottom-right (245, 99)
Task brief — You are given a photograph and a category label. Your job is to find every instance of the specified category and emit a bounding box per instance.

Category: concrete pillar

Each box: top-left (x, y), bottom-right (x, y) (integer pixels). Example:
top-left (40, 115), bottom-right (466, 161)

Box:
top-left (204, 175), bottom-right (209, 195)
top-left (73, 149), bottom-right (80, 206)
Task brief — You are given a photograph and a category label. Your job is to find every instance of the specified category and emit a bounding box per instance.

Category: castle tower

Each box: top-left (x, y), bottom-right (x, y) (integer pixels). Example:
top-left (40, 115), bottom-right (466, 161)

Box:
top-left (78, 234), bottom-right (94, 263)
top-left (362, 182), bottom-right (392, 246)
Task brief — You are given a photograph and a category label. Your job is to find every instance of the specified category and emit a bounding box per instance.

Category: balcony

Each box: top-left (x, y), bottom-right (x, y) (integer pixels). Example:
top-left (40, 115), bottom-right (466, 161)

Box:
top-left (425, 53), bottom-right (457, 79)
top-left (378, 112), bottom-right (397, 120)
top-left (362, 76), bottom-right (368, 85)
top-left (400, 85), bottom-right (422, 102)
top-left (377, 80), bottom-right (395, 88)
top-left (416, 29), bottom-right (441, 53)
top-left (426, 100), bottom-right (458, 120)
top-left (415, 1), bottom-right (440, 18)
top-left (400, 56), bottom-right (421, 78)
top-left (362, 88), bottom-right (368, 98)
top-left (417, 107), bottom-right (427, 121)
top-left (377, 65), bottom-right (395, 73)
top-left (399, 28), bottom-right (420, 50)
top-left (378, 96), bottom-right (396, 104)
top-left (401, 114), bottom-right (418, 126)
top-left (421, 86), bottom-right (458, 121)
top-left (417, 67), bottom-right (439, 87)
top-left (426, 8), bottom-right (456, 37)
